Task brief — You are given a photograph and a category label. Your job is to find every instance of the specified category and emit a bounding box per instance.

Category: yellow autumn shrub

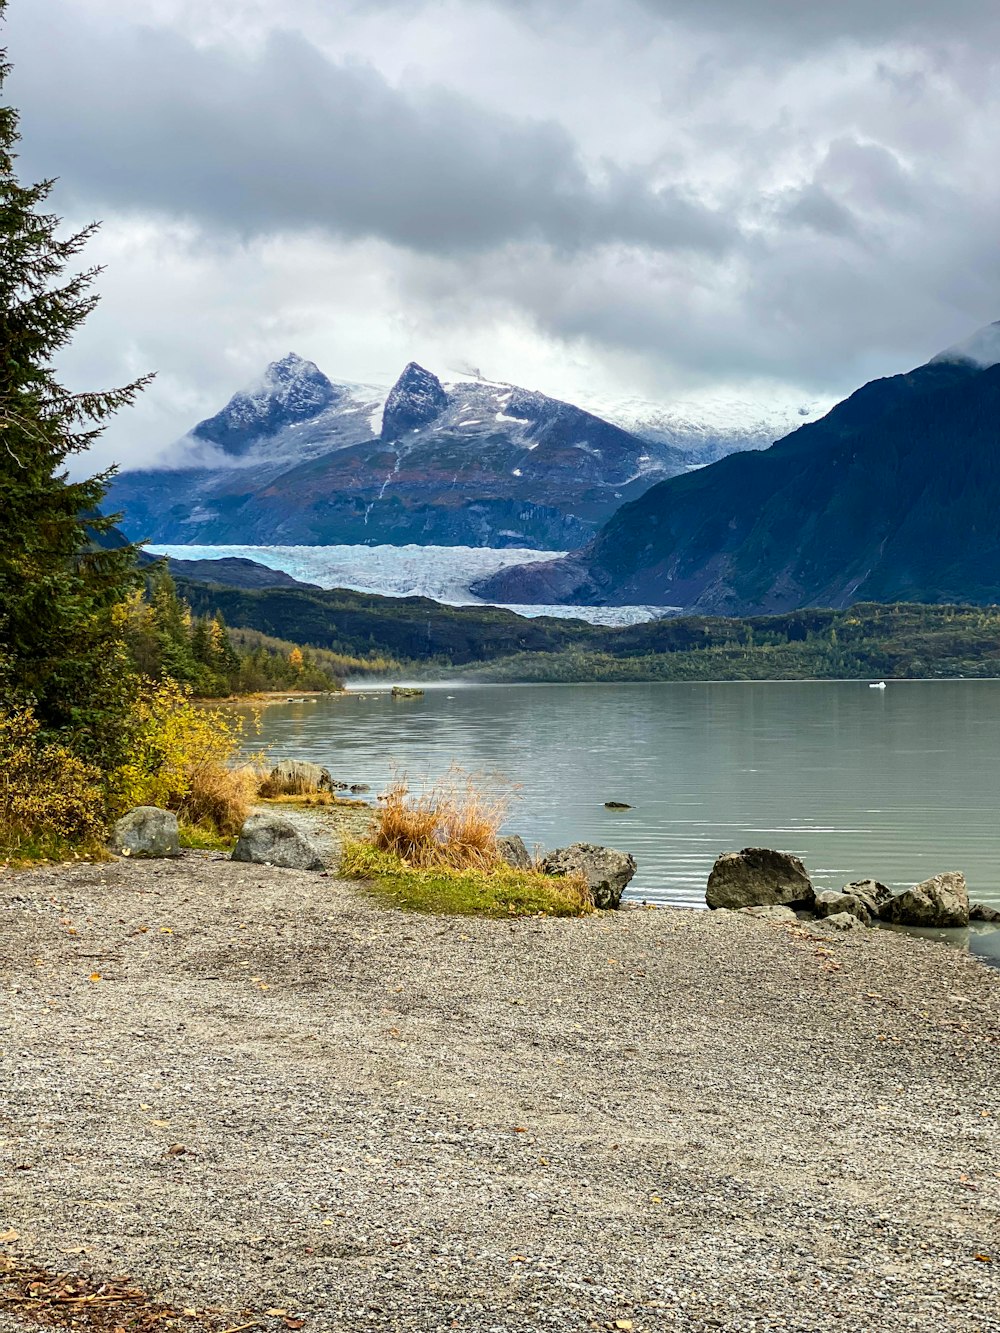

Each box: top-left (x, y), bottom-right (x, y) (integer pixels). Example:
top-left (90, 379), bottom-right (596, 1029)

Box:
top-left (107, 680), bottom-right (255, 835)
top-left (0, 709), bottom-right (107, 859)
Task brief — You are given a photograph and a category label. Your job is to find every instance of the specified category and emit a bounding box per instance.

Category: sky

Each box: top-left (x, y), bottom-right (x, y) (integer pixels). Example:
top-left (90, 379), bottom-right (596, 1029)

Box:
top-left (5, 0), bottom-right (1000, 469)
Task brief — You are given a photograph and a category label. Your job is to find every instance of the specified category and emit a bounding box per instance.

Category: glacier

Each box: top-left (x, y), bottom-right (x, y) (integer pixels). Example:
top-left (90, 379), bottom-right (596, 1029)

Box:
top-left (147, 543), bottom-right (677, 626)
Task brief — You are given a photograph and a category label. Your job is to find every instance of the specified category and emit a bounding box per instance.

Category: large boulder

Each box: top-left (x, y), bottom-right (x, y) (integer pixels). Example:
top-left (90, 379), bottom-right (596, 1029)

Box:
top-left (265, 760), bottom-right (336, 795)
top-left (232, 814), bottom-right (325, 871)
top-left (497, 834), bottom-right (532, 871)
top-left (814, 890), bottom-right (872, 926)
top-left (706, 848), bottom-right (814, 911)
top-left (111, 807), bottom-right (181, 859)
top-left (880, 872), bottom-right (969, 928)
top-left (840, 879), bottom-right (893, 918)
top-left (539, 843), bottom-right (636, 910)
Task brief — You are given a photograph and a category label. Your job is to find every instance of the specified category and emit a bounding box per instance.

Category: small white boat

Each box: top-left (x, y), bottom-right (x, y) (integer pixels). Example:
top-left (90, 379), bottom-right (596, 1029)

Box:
top-left (869, 681), bottom-right (887, 690)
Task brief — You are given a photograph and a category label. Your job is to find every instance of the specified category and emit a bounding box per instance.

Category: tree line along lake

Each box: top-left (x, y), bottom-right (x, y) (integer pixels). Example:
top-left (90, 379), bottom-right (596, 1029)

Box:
top-left (251, 679), bottom-right (1000, 964)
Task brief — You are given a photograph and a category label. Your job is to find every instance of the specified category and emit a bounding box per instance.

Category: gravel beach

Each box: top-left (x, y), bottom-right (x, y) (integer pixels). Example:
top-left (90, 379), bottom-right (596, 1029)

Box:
top-left (2, 852), bottom-right (998, 1332)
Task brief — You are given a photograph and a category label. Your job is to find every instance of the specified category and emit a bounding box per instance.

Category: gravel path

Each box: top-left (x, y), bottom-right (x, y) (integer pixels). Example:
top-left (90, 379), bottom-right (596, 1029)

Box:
top-left (2, 853), bottom-right (998, 1332)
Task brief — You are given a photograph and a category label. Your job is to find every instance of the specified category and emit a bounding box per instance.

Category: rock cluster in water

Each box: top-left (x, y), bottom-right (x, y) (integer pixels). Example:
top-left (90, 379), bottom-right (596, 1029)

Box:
top-left (706, 846), bottom-right (989, 930)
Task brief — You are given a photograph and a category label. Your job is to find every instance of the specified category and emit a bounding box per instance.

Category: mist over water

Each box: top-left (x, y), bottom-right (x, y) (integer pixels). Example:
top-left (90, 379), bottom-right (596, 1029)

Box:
top-left (254, 680), bottom-right (1000, 959)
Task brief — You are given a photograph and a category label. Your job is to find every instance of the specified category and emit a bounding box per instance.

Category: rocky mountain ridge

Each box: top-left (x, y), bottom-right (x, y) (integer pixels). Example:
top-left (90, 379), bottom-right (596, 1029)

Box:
top-left (474, 321), bottom-right (1000, 612)
top-left (110, 357), bottom-right (697, 548)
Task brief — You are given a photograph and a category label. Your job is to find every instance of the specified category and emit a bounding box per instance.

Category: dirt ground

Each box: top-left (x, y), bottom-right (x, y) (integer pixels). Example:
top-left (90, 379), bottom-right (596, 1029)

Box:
top-left (2, 852), bottom-right (999, 1332)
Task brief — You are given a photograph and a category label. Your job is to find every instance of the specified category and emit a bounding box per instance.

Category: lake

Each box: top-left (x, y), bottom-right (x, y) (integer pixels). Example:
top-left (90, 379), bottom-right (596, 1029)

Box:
top-left (252, 679), bottom-right (1000, 961)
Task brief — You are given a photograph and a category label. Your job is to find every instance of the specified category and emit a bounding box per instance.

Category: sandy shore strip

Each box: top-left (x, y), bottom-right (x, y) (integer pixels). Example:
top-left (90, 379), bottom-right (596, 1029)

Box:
top-left (2, 854), bottom-right (998, 1332)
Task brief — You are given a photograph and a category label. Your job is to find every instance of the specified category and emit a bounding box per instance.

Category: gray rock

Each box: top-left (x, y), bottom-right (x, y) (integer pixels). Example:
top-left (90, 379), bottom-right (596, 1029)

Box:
top-left (604, 801), bottom-right (632, 810)
top-left (969, 902), bottom-right (1000, 923)
top-left (738, 905), bottom-right (797, 922)
top-left (266, 759), bottom-right (333, 794)
top-left (820, 911), bottom-right (862, 932)
top-left (232, 814), bottom-right (325, 871)
top-left (880, 872), bottom-right (969, 928)
top-left (814, 890), bottom-right (872, 925)
top-left (497, 834), bottom-right (532, 871)
top-left (349, 783), bottom-right (371, 794)
top-left (539, 842), bottom-right (637, 910)
top-left (111, 807), bottom-right (181, 859)
top-left (840, 879), bottom-right (893, 917)
top-left (706, 847), bottom-right (814, 911)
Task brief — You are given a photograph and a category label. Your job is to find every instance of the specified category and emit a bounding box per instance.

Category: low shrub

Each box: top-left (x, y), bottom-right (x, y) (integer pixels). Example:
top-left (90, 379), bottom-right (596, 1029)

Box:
top-left (341, 841), bottom-right (593, 918)
top-left (0, 709), bottom-right (107, 860)
top-left (373, 771), bottom-right (508, 870)
top-left (108, 680), bottom-right (256, 837)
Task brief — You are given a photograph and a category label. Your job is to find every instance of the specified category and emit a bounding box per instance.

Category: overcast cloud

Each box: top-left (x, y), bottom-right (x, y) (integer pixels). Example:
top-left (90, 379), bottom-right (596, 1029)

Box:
top-left (4, 0), bottom-right (1000, 469)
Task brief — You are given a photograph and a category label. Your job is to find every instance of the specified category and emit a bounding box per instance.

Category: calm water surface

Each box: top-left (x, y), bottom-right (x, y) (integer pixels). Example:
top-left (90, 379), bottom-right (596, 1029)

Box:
top-left (252, 681), bottom-right (1000, 960)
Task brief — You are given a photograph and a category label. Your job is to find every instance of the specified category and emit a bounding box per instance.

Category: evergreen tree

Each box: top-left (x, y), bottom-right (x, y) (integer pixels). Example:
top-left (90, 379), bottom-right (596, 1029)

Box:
top-left (0, 11), bottom-right (150, 753)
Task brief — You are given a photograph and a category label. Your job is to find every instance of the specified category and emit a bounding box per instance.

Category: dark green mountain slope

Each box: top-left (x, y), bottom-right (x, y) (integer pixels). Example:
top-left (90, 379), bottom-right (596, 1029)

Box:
top-left (169, 578), bottom-right (1000, 682)
top-left (473, 355), bottom-right (1000, 613)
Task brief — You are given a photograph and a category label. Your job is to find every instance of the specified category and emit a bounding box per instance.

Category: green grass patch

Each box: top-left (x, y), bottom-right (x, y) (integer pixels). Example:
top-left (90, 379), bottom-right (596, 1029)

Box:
top-left (341, 840), bottom-right (593, 918)
top-left (178, 820), bottom-right (237, 853)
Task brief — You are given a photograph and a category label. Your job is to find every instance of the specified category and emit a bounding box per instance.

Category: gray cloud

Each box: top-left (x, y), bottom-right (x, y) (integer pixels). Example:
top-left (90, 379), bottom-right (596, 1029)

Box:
top-left (8, 6), bottom-right (732, 259)
top-left (3, 0), bottom-right (1000, 470)
top-left (469, 0), bottom-right (1000, 47)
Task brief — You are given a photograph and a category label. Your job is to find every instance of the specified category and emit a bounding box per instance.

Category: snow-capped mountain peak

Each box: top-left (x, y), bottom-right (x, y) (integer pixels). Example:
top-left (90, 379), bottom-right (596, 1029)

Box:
top-left (190, 352), bottom-right (341, 456)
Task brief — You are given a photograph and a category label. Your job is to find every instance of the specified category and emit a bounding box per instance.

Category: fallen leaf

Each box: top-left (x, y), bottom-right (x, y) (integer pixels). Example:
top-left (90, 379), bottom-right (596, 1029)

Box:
top-left (974, 1253), bottom-right (992, 1263)
top-left (149, 1119), bottom-right (171, 1128)
top-left (160, 927), bottom-right (173, 935)
top-left (265, 1309), bottom-right (288, 1318)
top-left (89, 972), bottom-right (102, 983)
top-left (164, 1144), bottom-right (187, 1157)
top-left (0, 1229), bottom-right (19, 1242)
top-left (183, 1308), bottom-right (199, 1317)
top-left (509, 1254), bottom-right (526, 1263)
top-left (512, 1126), bottom-right (528, 1133)
top-left (614, 1322), bottom-right (634, 1331)
top-left (283, 1320), bottom-right (305, 1330)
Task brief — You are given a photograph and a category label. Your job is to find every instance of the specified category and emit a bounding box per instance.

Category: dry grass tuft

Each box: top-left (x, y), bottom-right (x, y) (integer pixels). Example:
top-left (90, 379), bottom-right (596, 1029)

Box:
top-left (178, 762), bottom-right (257, 838)
top-left (263, 791), bottom-right (370, 810)
top-left (373, 770), bottom-right (508, 870)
